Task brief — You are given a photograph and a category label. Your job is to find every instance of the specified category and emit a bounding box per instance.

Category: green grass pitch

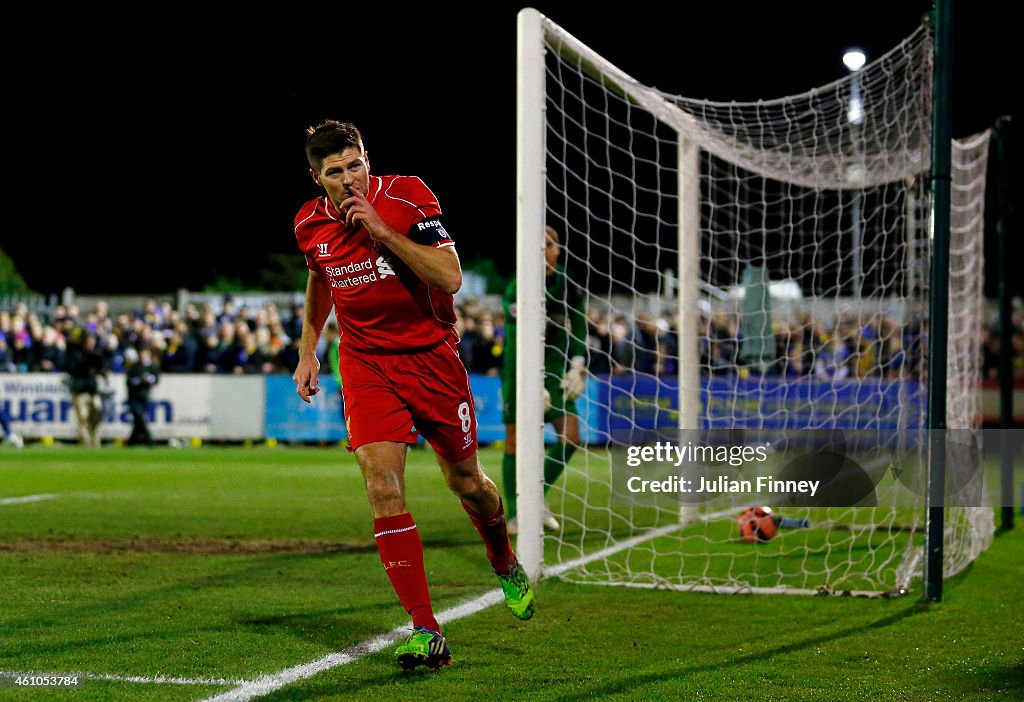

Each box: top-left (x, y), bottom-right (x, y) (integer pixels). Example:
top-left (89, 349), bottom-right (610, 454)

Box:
top-left (0, 444), bottom-right (1020, 701)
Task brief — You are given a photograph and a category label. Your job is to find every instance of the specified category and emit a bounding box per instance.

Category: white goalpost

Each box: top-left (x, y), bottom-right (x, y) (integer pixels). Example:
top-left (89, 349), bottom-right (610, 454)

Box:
top-left (515, 8), bottom-right (993, 596)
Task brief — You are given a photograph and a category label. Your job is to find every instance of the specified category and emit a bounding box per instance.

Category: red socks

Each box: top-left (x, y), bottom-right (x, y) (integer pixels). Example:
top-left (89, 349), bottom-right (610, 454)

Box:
top-left (374, 504), bottom-right (514, 631)
top-left (461, 500), bottom-right (515, 575)
top-left (373, 513), bottom-right (440, 633)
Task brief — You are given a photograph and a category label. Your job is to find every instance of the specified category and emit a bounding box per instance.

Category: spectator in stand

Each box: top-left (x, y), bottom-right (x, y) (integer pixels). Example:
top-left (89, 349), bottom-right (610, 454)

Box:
top-left (264, 302), bottom-right (282, 328)
top-left (796, 311), bottom-right (818, 376)
top-left (267, 321), bottom-right (290, 366)
top-left (871, 316), bottom-right (899, 379)
top-left (881, 334), bottom-right (906, 379)
top-left (469, 313), bottom-right (503, 376)
top-left (25, 315), bottom-right (45, 364)
top-left (776, 321), bottom-right (805, 378)
top-left (47, 305), bottom-right (70, 336)
top-left (981, 326), bottom-right (1000, 380)
top-left (814, 335), bottom-right (851, 380)
top-left (658, 313), bottom-right (679, 376)
top-left (183, 302), bottom-right (201, 327)
top-left (585, 310), bottom-right (613, 375)
top-left (193, 305), bottom-right (215, 338)
top-left (284, 302), bottom-right (304, 342)
top-left (492, 309), bottom-right (506, 344)
top-left (0, 333), bottom-right (14, 373)
top-left (708, 340), bottom-right (735, 375)
top-left (33, 325), bottom-right (65, 372)
top-left (608, 315), bottom-right (634, 375)
top-left (850, 325), bottom-right (877, 378)
top-left (902, 315), bottom-right (927, 378)
top-left (94, 300), bottom-right (111, 328)
top-left (212, 321), bottom-right (241, 374)
top-left (709, 311), bottom-right (739, 370)
top-left (1011, 332), bottom-right (1024, 381)
top-left (235, 327), bottom-right (267, 374)
top-left (633, 312), bottom-right (664, 376)
top-left (218, 297), bottom-right (239, 325)
top-left (455, 307), bottom-right (478, 370)
top-left (102, 333), bottom-right (128, 373)
top-left (196, 333), bottom-right (223, 373)
top-left (278, 333), bottom-right (302, 375)
top-left (10, 331), bottom-right (31, 372)
top-left (253, 326), bottom-right (280, 374)
top-left (161, 321), bottom-right (198, 372)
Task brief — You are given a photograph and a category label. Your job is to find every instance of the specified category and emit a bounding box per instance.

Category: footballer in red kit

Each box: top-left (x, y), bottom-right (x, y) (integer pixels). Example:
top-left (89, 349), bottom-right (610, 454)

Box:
top-left (291, 121), bottom-right (534, 671)
top-left (294, 174), bottom-right (474, 459)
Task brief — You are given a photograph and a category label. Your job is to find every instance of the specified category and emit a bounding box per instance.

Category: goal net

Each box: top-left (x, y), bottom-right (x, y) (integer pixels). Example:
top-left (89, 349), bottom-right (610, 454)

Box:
top-left (515, 10), bottom-right (994, 596)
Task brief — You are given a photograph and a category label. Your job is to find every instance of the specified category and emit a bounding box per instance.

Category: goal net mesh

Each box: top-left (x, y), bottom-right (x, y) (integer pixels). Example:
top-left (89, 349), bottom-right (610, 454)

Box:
top-left (529, 16), bottom-right (993, 595)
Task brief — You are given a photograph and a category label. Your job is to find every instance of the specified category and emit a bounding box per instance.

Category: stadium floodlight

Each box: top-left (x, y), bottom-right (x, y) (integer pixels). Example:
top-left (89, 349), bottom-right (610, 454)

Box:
top-left (843, 48), bottom-right (868, 72)
top-left (516, 9), bottom-right (993, 596)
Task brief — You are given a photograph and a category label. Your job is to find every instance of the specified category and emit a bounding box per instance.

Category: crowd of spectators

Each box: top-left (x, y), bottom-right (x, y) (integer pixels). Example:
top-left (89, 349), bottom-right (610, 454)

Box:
top-left (0, 296), bottom-right (1012, 382)
top-left (571, 308), bottom-right (926, 381)
top-left (0, 298), bottom-right (304, 377)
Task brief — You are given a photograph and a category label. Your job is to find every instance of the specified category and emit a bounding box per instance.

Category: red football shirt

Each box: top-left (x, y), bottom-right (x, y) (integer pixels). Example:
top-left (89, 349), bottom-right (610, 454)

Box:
top-left (293, 175), bottom-right (458, 352)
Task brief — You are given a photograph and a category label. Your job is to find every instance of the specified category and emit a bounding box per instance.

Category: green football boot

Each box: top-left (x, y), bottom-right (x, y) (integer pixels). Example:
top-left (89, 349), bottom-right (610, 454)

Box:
top-left (395, 626), bottom-right (452, 671)
top-left (496, 560), bottom-right (535, 620)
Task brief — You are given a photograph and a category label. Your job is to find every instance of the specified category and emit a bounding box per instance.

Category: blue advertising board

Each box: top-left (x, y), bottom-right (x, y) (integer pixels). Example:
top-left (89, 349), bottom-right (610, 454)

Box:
top-left (584, 373), bottom-right (924, 445)
top-left (264, 376), bottom-right (347, 442)
top-left (264, 373), bottom-right (922, 446)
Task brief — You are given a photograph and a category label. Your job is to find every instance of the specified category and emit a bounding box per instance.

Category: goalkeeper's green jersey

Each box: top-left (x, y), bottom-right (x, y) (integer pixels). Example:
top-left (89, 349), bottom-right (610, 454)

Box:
top-left (502, 264), bottom-right (588, 377)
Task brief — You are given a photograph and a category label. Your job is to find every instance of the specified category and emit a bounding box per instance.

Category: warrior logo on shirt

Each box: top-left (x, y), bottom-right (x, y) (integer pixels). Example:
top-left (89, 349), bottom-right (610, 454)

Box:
top-left (317, 243), bottom-right (330, 257)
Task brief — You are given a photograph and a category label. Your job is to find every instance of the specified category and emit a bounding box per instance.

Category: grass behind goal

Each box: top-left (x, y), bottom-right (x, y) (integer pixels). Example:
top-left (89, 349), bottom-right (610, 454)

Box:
top-left (1, 445), bottom-right (1019, 701)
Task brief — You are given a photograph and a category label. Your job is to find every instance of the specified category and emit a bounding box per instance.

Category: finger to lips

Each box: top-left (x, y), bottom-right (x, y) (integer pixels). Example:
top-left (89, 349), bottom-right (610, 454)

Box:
top-left (340, 198), bottom-right (357, 225)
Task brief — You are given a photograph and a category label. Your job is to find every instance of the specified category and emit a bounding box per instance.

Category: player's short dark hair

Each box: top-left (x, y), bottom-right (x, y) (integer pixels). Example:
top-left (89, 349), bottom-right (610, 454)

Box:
top-left (305, 120), bottom-right (364, 170)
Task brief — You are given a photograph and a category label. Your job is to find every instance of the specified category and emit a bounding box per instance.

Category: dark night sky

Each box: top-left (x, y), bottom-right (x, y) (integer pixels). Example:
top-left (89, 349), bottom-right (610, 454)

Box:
top-left (4, 2), bottom-right (1015, 297)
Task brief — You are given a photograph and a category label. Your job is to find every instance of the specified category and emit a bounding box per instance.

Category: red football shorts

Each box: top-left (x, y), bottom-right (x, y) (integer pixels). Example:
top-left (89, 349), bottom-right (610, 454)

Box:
top-left (338, 334), bottom-right (478, 462)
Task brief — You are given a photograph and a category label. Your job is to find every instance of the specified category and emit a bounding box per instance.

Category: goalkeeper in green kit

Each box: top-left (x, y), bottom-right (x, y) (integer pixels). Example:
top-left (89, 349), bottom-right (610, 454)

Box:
top-left (501, 225), bottom-right (588, 533)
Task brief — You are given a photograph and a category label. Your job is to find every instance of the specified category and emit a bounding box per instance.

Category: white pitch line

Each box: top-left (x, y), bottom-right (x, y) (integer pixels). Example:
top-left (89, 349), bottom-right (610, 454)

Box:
top-left (0, 671), bottom-right (244, 686)
top-left (0, 494), bottom-right (59, 506)
top-left (201, 589), bottom-right (506, 702)
top-left (200, 518), bottom-right (689, 702)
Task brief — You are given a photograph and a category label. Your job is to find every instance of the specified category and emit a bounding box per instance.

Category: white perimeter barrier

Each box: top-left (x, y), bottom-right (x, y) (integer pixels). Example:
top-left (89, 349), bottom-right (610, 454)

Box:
top-left (0, 373), bottom-right (264, 440)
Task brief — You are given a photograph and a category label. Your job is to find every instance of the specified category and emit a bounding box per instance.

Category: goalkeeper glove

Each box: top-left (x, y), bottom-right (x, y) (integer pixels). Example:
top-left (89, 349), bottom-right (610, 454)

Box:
top-left (543, 388), bottom-right (552, 412)
top-left (560, 356), bottom-right (587, 401)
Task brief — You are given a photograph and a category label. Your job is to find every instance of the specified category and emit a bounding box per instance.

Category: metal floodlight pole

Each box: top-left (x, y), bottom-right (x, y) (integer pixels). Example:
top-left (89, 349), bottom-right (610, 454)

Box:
top-left (844, 50), bottom-right (867, 298)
